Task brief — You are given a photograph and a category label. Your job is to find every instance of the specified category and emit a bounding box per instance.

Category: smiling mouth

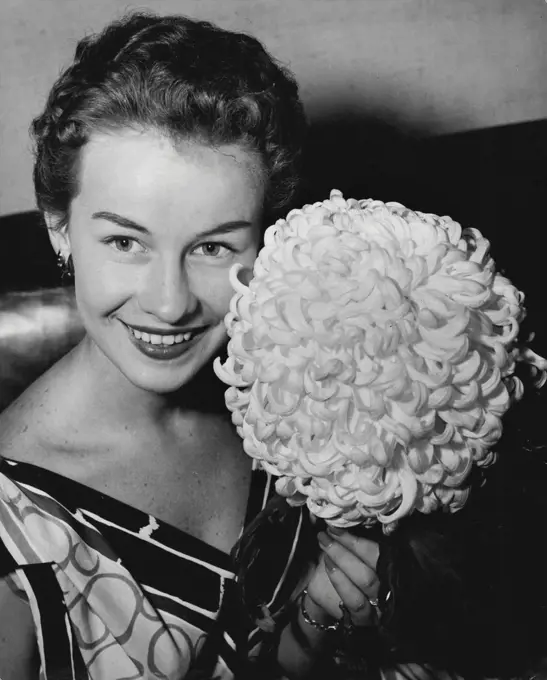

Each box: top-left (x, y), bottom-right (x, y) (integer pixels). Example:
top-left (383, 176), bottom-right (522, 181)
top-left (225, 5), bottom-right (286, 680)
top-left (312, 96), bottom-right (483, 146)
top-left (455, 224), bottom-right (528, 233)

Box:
top-left (127, 327), bottom-right (198, 346)
top-left (123, 322), bottom-right (209, 362)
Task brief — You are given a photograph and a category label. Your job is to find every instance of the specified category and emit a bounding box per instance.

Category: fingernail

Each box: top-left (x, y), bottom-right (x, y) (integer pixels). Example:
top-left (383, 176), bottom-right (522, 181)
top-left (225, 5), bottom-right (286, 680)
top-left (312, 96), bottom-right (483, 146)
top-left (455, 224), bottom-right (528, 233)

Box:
top-left (324, 554), bottom-right (337, 573)
top-left (327, 526), bottom-right (345, 536)
top-left (317, 531), bottom-right (333, 550)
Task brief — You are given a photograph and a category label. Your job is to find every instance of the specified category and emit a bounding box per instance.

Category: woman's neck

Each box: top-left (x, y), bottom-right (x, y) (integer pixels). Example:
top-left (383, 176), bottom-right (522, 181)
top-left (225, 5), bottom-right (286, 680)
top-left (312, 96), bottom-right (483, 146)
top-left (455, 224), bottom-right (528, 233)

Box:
top-left (65, 336), bottom-right (229, 430)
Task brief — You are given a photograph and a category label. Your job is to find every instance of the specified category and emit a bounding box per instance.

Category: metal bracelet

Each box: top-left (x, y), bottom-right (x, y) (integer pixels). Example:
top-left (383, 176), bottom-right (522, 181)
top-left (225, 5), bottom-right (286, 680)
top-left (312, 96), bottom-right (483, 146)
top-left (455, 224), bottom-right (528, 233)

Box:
top-left (299, 589), bottom-right (340, 633)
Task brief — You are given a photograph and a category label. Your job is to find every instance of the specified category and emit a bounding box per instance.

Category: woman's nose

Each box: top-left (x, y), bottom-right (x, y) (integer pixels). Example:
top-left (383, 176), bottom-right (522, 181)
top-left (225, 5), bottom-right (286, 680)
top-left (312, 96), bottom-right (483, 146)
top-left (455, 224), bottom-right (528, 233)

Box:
top-left (138, 259), bottom-right (197, 324)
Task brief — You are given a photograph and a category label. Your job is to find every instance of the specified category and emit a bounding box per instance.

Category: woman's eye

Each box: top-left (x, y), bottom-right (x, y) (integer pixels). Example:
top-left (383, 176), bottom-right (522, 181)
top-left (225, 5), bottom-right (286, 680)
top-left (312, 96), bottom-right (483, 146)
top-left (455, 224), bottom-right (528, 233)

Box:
top-left (105, 237), bottom-right (143, 254)
top-left (114, 237), bottom-right (134, 252)
top-left (193, 242), bottom-right (232, 258)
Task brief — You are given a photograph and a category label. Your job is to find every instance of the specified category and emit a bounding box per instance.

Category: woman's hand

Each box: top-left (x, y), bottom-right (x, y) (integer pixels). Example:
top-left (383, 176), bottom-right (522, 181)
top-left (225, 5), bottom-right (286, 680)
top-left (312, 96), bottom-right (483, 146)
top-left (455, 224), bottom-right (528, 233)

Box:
top-left (305, 527), bottom-right (380, 627)
top-left (277, 528), bottom-right (381, 678)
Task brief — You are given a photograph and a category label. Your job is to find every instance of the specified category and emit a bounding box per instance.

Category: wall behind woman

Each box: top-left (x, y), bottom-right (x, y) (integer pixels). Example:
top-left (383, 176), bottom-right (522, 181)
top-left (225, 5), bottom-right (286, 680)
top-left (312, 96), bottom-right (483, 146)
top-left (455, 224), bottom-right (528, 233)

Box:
top-left (0, 0), bottom-right (546, 216)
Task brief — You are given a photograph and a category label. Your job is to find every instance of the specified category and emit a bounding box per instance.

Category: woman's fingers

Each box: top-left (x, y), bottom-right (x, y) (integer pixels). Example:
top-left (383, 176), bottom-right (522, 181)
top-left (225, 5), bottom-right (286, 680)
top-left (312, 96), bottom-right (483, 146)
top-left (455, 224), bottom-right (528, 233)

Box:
top-left (326, 527), bottom-right (380, 570)
top-left (304, 531), bottom-right (382, 628)
top-left (317, 531), bottom-right (380, 597)
top-left (306, 555), bottom-right (375, 627)
top-left (323, 554), bottom-right (376, 626)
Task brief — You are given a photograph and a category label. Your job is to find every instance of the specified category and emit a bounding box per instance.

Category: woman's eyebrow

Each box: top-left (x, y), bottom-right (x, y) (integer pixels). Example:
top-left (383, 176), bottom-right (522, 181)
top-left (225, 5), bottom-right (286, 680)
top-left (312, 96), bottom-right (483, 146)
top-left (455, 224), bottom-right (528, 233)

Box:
top-left (92, 211), bottom-right (150, 234)
top-left (200, 221), bottom-right (253, 238)
top-left (91, 210), bottom-right (252, 237)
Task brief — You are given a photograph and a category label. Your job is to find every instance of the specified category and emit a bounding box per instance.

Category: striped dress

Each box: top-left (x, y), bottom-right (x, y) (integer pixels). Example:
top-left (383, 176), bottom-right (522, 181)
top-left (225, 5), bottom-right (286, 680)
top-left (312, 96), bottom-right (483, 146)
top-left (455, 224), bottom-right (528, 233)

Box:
top-left (0, 456), bottom-right (309, 680)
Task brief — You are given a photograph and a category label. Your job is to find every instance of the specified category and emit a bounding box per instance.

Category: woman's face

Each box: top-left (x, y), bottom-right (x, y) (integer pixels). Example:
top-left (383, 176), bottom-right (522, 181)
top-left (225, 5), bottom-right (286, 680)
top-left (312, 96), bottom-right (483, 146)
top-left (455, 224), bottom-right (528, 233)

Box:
top-left (49, 128), bottom-right (265, 394)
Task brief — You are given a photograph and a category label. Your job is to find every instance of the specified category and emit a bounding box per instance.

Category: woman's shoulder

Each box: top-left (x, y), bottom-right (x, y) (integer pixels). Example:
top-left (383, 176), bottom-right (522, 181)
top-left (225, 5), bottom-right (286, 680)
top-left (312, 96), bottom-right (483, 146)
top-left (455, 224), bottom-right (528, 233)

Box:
top-left (0, 359), bottom-right (78, 466)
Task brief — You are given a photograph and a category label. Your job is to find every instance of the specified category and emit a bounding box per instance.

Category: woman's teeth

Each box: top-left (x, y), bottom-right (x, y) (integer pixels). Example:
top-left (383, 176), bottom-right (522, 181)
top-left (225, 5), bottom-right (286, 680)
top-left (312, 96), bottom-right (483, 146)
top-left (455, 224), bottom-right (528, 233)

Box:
top-left (129, 328), bottom-right (195, 345)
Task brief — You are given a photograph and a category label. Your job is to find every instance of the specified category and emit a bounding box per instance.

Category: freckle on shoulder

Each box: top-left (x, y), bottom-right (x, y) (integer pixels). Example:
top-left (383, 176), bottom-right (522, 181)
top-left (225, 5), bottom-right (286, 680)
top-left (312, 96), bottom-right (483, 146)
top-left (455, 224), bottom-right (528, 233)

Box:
top-left (0, 371), bottom-right (64, 459)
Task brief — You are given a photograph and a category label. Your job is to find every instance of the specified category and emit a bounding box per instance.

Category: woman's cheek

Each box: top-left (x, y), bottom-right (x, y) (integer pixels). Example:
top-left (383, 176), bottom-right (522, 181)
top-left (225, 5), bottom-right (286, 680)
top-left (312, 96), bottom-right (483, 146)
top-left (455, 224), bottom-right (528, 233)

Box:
top-left (188, 266), bottom-right (235, 313)
top-left (75, 260), bottom-right (139, 310)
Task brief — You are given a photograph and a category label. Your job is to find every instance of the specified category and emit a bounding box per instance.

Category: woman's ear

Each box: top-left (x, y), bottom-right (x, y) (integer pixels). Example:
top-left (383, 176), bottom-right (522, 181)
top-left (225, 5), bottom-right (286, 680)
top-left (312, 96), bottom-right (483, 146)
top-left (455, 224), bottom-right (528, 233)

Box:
top-left (45, 213), bottom-right (70, 259)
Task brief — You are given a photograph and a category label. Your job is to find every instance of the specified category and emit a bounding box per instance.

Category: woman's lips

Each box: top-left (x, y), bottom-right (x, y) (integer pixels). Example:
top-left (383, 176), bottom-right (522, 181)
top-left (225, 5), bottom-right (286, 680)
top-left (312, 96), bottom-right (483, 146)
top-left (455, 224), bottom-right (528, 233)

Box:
top-left (124, 323), bottom-right (207, 361)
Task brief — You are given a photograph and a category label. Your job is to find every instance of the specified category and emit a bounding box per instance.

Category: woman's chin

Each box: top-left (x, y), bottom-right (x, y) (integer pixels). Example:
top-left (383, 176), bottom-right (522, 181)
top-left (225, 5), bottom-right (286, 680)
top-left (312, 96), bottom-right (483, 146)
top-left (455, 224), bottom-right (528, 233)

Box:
top-left (124, 329), bottom-right (229, 402)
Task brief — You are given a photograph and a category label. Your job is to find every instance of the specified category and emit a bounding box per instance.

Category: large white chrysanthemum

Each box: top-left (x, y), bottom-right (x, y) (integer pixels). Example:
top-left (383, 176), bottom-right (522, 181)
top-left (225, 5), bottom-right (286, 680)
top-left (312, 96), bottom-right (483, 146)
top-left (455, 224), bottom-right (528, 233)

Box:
top-left (214, 190), bottom-right (545, 530)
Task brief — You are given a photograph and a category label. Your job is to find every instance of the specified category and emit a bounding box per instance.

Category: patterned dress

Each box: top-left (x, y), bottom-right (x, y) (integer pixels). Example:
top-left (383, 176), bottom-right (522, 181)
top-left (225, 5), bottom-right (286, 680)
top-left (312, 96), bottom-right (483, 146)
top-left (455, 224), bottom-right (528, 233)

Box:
top-left (0, 456), bottom-right (308, 679)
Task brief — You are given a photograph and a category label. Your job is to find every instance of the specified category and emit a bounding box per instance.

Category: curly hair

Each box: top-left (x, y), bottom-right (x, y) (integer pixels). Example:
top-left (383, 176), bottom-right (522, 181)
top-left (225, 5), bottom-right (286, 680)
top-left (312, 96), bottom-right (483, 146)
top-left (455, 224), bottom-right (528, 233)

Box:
top-left (31, 12), bottom-right (307, 228)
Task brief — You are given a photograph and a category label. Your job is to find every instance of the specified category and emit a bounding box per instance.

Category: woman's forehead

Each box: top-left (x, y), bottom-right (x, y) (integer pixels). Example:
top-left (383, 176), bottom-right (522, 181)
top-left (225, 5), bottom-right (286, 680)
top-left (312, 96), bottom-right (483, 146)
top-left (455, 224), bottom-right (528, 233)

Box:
top-left (73, 129), bottom-right (266, 226)
top-left (81, 128), bottom-right (264, 181)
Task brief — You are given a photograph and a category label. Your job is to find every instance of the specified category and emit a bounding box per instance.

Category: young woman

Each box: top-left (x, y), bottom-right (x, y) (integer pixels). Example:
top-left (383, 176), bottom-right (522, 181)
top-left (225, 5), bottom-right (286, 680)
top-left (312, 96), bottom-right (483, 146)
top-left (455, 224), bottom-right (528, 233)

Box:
top-left (3, 12), bottom-right (545, 680)
top-left (0, 12), bottom-right (381, 680)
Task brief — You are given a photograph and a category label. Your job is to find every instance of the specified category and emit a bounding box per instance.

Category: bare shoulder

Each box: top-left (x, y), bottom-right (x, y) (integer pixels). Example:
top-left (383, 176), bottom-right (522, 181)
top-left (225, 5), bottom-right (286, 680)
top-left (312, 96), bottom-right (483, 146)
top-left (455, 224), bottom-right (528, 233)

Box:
top-left (0, 353), bottom-right (81, 466)
top-left (0, 382), bottom-right (50, 465)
